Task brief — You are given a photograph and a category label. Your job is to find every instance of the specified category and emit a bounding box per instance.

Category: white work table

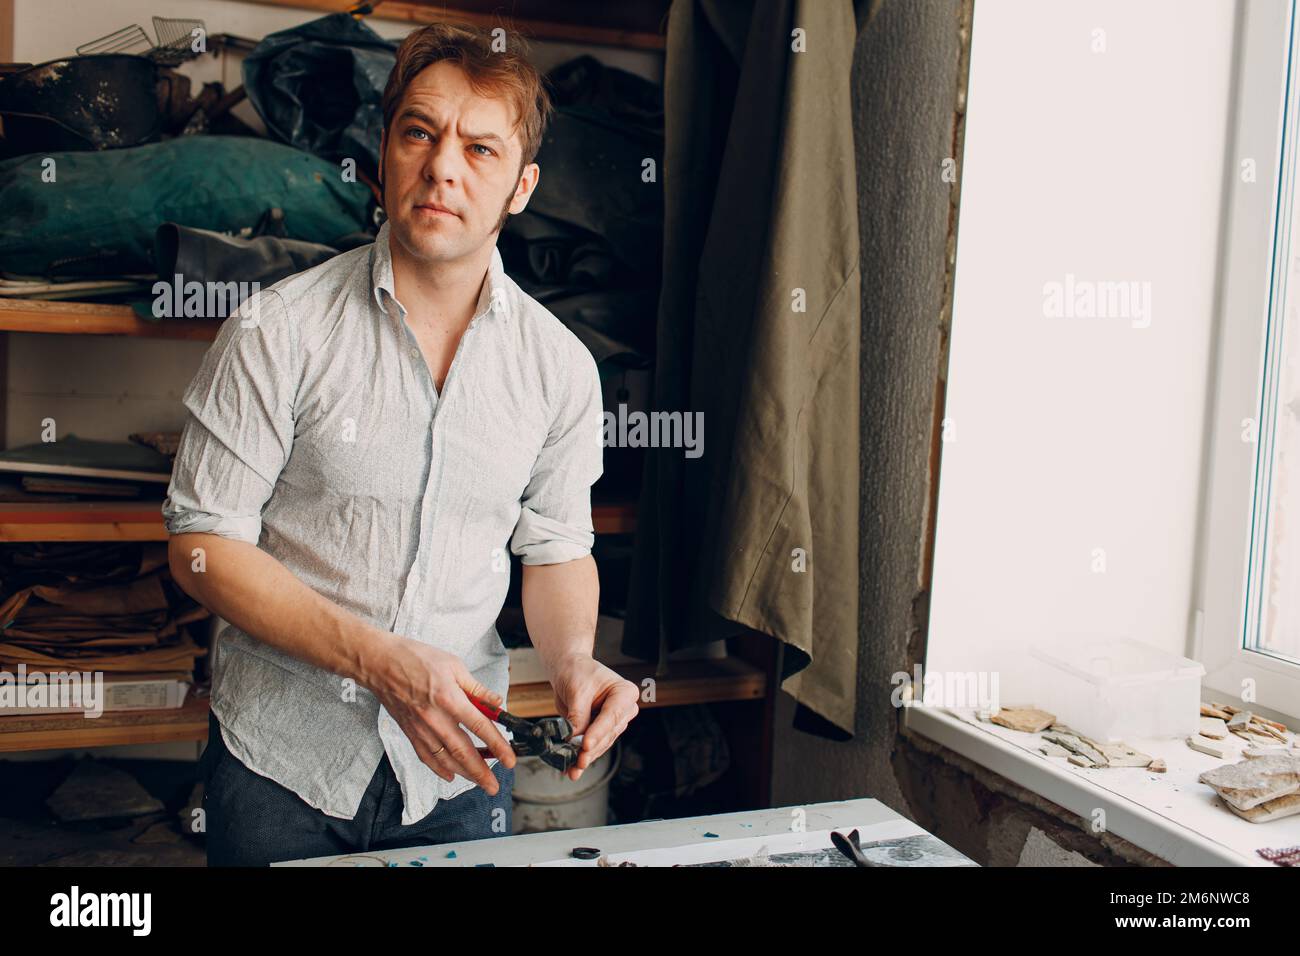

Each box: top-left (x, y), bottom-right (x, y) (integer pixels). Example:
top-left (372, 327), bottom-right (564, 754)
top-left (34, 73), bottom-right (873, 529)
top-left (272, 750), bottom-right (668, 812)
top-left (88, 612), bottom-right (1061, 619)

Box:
top-left (275, 797), bottom-right (978, 868)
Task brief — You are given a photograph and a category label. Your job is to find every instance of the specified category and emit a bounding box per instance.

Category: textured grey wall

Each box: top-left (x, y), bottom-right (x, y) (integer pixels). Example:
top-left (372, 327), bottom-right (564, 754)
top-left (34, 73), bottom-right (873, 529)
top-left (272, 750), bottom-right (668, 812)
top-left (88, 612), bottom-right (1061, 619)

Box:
top-left (772, 0), bottom-right (966, 814)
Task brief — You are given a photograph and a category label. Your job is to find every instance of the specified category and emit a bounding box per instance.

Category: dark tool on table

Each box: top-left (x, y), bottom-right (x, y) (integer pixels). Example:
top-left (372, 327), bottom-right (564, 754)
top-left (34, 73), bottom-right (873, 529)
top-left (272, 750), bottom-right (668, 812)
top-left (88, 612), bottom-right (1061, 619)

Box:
top-left (830, 829), bottom-right (879, 868)
top-left (466, 693), bottom-right (581, 774)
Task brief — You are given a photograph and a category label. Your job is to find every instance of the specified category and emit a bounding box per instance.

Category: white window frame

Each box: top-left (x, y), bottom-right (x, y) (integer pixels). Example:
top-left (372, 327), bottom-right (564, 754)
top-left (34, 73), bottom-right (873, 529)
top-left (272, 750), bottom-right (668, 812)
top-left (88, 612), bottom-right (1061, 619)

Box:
top-left (1194, 0), bottom-right (1300, 724)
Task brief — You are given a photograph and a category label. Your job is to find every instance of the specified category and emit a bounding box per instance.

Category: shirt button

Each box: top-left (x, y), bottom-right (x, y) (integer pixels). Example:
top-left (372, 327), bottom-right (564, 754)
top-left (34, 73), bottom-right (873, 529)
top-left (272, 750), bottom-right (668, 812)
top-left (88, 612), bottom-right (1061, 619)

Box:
top-left (409, 347), bottom-right (420, 360)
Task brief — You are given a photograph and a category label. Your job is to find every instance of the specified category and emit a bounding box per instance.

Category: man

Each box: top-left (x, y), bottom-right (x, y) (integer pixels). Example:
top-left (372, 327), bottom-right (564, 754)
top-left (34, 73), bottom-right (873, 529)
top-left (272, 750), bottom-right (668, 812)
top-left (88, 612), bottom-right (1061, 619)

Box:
top-left (164, 23), bottom-right (640, 866)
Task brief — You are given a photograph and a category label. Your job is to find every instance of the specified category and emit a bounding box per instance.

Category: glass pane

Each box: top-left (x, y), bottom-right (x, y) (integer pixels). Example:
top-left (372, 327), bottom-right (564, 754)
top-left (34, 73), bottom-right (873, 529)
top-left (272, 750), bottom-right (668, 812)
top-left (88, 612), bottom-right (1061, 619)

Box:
top-left (1247, 7), bottom-right (1300, 666)
top-left (1252, 264), bottom-right (1300, 664)
top-left (1250, 38), bottom-right (1300, 665)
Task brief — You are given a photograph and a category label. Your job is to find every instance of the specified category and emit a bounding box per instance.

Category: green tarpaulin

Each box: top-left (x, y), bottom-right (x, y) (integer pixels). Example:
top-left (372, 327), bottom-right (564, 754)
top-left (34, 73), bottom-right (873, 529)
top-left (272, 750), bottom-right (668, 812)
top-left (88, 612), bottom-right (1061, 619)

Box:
top-left (0, 136), bottom-right (371, 279)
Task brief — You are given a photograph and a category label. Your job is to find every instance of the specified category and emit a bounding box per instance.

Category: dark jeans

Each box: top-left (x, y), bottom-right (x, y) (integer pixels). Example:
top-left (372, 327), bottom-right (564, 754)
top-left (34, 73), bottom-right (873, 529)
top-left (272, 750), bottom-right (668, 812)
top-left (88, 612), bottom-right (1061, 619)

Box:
top-left (200, 712), bottom-right (513, 866)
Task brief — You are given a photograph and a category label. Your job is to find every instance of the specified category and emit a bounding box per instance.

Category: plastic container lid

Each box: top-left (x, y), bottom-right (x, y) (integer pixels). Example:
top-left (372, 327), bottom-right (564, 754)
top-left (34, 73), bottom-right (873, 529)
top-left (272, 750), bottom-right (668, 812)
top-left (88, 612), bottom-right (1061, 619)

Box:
top-left (1029, 638), bottom-right (1205, 688)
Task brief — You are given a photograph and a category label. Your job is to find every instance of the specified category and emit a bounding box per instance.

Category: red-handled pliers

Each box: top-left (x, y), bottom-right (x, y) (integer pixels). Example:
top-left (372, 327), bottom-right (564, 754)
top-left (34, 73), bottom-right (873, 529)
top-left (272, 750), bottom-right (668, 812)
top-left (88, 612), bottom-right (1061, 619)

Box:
top-left (467, 693), bottom-right (581, 773)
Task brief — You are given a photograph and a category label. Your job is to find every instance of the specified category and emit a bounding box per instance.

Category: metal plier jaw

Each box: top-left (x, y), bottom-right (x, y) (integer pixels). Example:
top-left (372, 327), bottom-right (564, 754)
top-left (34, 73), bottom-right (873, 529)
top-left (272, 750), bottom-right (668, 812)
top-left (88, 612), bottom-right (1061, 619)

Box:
top-left (469, 696), bottom-right (582, 773)
top-left (512, 715), bottom-right (582, 773)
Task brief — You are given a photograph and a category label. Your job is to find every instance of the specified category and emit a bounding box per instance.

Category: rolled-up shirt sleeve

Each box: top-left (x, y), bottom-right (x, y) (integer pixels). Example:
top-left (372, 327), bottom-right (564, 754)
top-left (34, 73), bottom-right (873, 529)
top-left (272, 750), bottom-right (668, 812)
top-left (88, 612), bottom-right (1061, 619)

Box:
top-left (510, 340), bottom-right (605, 565)
top-left (162, 289), bottom-right (298, 545)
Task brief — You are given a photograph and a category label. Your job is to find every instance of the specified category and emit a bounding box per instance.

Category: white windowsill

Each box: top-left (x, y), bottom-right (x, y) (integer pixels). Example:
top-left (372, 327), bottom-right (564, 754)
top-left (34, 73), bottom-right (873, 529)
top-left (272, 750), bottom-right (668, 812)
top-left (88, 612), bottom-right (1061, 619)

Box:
top-left (904, 705), bottom-right (1299, 867)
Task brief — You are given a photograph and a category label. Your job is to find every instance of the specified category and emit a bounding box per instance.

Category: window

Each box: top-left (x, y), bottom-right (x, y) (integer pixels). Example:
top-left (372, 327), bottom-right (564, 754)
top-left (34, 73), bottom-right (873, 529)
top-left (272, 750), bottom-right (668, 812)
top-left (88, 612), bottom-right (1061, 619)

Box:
top-left (1196, 0), bottom-right (1300, 720)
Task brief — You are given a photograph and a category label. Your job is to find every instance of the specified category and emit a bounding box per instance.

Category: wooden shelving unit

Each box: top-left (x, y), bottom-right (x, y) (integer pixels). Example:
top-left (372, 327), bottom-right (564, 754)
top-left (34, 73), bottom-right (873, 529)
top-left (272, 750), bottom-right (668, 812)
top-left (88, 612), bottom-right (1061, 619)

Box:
top-left (0, 3), bottom-right (780, 815)
top-left (0, 298), bottom-right (773, 793)
top-left (0, 657), bottom-right (766, 753)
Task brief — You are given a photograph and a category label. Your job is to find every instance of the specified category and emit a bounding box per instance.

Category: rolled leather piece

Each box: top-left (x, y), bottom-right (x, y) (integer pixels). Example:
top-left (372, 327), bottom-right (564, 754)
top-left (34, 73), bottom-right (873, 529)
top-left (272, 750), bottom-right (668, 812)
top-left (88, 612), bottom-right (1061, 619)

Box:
top-left (154, 222), bottom-right (340, 306)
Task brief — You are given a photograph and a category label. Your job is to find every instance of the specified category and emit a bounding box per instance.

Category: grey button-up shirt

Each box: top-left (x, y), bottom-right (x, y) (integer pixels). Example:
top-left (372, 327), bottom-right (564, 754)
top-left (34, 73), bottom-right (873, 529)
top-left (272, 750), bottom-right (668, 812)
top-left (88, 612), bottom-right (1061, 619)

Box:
top-left (163, 219), bottom-right (604, 824)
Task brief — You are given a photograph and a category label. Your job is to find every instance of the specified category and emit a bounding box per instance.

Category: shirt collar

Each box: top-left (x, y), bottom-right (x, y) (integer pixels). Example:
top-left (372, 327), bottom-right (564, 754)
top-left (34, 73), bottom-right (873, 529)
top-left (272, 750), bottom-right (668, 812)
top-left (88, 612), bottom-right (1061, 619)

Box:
top-left (370, 218), bottom-right (512, 325)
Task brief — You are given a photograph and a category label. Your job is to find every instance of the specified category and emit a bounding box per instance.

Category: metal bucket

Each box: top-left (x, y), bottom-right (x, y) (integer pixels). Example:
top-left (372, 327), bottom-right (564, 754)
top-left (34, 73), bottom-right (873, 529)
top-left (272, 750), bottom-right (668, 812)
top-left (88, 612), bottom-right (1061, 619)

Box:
top-left (511, 741), bottom-right (620, 834)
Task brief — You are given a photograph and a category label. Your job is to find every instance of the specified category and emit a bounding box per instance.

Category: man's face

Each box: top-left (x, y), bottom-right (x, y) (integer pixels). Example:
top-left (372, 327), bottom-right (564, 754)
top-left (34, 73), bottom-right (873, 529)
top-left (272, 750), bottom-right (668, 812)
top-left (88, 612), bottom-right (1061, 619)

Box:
top-left (379, 60), bottom-right (538, 265)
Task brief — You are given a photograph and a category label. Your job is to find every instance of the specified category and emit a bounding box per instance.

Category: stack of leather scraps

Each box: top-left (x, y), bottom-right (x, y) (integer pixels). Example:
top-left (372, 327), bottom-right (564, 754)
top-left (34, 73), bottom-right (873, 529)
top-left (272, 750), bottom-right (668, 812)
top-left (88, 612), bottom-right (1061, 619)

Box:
top-left (0, 543), bottom-right (207, 674)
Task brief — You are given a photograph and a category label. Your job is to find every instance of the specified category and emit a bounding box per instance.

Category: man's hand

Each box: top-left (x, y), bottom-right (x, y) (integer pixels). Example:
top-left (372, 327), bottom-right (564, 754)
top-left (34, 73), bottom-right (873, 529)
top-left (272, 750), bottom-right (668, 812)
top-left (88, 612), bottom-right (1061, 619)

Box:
top-left (371, 636), bottom-right (517, 795)
top-left (549, 651), bottom-right (640, 781)
top-left (168, 533), bottom-right (514, 795)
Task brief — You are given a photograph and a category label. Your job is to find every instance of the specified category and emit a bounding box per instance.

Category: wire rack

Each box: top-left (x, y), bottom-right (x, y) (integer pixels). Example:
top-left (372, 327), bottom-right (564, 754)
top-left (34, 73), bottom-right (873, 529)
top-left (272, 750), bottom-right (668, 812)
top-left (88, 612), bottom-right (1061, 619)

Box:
top-left (75, 17), bottom-right (207, 65)
top-left (151, 16), bottom-right (206, 65)
top-left (75, 24), bottom-right (152, 57)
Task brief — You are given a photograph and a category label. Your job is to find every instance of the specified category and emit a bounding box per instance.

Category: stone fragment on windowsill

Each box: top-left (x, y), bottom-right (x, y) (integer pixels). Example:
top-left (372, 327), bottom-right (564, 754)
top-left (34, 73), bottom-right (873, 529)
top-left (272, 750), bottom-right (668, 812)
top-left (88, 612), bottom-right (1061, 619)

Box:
top-left (1253, 714), bottom-right (1290, 734)
top-left (1199, 717), bottom-right (1229, 740)
top-left (1187, 735), bottom-right (1228, 758)
top-left (1227, 711), bottom-right (1253, 730)
top-left (1197, 754), bottom-right (1300, 810)
top-left (1043, 732), bottom-right (1109, 767)
top-left (1232, 725), bottom-right (1285, 745)
top-left (1048, 723), bottom-right (1082, 736)
top-left (1040, 731), bottom-right (1151, 769)
top-left (1245, 743), bottom-right (1295, 759)
top-left (1251, 719), bottom-right (1289, 742)
top-left (1095, 741), bottom-right (1154, 768)
top-left (990, 706), bottom-right (1056, 734)
top-left (1224, 791), bottom-right (1300, 823)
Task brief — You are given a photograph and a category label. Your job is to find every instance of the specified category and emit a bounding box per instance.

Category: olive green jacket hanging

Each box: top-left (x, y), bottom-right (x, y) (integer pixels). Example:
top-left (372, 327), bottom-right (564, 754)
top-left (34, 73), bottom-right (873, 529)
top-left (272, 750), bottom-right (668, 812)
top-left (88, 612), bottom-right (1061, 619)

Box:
top-left (624, 0), bottom-right (862, 733)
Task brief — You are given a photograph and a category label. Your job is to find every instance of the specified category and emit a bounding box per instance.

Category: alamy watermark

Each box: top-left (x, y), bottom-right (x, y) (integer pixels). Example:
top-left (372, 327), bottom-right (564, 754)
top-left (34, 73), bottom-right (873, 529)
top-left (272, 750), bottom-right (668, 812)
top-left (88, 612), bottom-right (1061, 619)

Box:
top-left (50, 886), bottom-right (150, 936)
top-left (602, 403), bottom-right (704, 459)
top-left (890, 664), bottom-right (1001, 712)
top-left (0, 664), bottom-right (104, 718)
top-left (1042, 273), bottom-right (1151, 329)
top-left (152, 273), bottom-right (261, 322)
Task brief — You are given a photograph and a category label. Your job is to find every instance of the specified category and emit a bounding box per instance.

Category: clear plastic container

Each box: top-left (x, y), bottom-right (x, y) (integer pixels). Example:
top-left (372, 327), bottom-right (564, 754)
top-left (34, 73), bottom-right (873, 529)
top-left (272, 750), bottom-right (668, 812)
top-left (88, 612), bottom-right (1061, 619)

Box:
top-left (1028, 638), bottom-right (1205, 741)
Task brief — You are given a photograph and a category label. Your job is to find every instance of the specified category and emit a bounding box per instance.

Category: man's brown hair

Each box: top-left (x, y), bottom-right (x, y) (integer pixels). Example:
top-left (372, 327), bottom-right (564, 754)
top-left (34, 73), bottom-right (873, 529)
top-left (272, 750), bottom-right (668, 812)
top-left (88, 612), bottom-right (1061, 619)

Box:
top-left (381, 22), bottom-right (553, 174)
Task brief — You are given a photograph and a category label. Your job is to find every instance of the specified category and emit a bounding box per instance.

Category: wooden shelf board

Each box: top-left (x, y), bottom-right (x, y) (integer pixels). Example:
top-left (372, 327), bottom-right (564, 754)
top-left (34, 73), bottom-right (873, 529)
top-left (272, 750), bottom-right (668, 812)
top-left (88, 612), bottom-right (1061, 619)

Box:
top-left (0, 658), bottom-right (764, 751)
top-left (0, 694), bottom-right (211, 752)
top-left (0, 501), bottom-right (170, 542)
top-left (239, 0), bottom-right (669, 50)
top-left (0, 499), bottom-right (635, 541)
top-left (592, 501), bottom-right (637, 535)
top-left (0, 299), bottom-right (218, 341)
top-left (507, 657), bottom-right (767, 718)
